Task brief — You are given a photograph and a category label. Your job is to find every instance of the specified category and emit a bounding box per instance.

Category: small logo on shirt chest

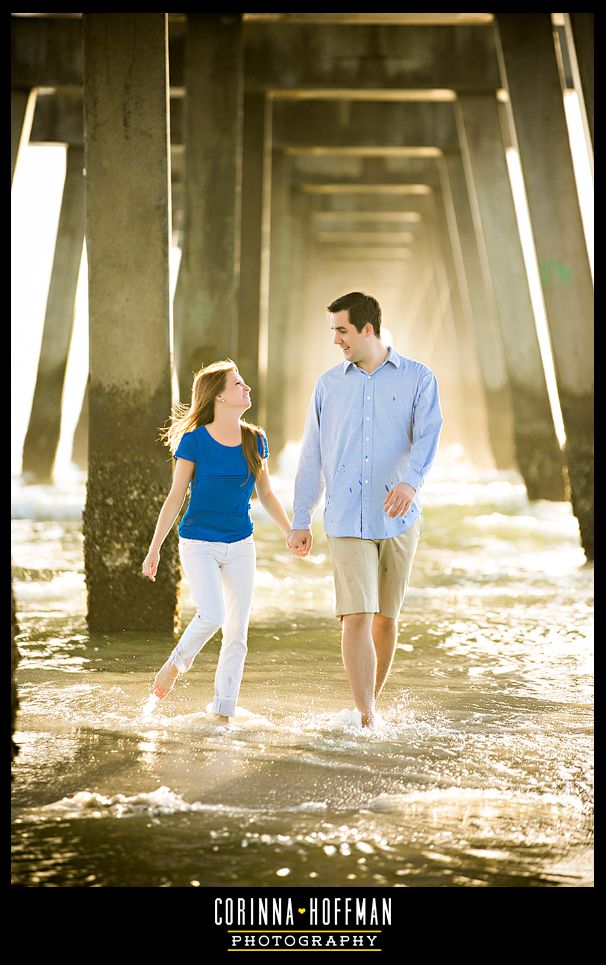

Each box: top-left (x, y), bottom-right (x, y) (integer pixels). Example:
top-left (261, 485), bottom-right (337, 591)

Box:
top-left (392, 395), bottom-right (397, 401)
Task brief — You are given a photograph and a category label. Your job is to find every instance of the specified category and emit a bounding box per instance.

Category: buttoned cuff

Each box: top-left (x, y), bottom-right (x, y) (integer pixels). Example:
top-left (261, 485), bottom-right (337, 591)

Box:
top-left (402, 470), bottom-right (421, 491)
top-left (292, 511), bottom-right (312, 530)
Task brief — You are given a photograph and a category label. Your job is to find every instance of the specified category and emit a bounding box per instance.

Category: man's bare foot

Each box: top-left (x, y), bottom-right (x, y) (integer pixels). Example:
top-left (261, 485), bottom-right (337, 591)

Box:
top-left (361, 710), bottom-right (376, 729)
top-left (152, 658), bottom-right (180, 699)
top-left (214, 714), bottom-right (230, 723)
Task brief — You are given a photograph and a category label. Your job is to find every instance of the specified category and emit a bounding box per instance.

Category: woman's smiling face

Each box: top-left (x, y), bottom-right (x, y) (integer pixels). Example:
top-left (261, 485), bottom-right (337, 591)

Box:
top-left (218, 369), bottom-right (252, 411)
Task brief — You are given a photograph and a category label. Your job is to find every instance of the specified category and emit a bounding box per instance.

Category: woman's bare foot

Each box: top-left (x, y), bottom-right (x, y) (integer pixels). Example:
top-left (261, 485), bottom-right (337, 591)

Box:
top-left (361, 710), bottom-right (376, 729)
top-left (214, 714), bottom-right (230, 723)
top-left (152, 658), bottom-right (180, 699)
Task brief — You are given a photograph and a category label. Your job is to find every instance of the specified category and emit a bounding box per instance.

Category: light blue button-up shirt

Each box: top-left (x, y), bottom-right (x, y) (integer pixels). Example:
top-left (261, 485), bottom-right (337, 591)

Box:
top-left (292, 346), bottom-right (443, 539)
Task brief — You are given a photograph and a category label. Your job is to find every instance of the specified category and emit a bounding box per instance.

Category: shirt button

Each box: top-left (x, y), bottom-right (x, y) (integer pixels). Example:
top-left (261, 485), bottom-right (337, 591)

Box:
top-left (365, 480), bottom-right (368, 484)
top-left (366, 437), bottom-right (369, 441)
top-left (366, 417), bottom-right (369, 421)
top-left (367, 395), bottom-right (370, 400)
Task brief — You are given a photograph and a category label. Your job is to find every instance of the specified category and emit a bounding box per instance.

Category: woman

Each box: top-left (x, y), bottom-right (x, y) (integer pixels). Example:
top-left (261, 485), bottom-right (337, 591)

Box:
top-left (141, 359), bottom-right (292, 722)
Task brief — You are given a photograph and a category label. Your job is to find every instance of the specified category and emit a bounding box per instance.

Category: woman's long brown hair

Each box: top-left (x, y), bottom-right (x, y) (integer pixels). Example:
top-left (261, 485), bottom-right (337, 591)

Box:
top-left (159, 359), bottom-right (265, 483)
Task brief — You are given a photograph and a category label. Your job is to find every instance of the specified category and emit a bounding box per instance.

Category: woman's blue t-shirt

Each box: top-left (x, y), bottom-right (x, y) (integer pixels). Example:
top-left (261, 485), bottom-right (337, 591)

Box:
top-left (174, 424), bottom-right (269, 542)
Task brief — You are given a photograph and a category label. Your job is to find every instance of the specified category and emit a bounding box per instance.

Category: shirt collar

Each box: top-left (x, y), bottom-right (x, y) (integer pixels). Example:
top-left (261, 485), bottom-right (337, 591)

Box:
top-left (342, 345), bottom-right (400, 373)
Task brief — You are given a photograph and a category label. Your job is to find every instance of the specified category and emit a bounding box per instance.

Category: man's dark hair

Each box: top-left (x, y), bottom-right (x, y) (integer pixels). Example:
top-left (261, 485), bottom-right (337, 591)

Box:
top-left (327, 292), bottom-right (382, 336)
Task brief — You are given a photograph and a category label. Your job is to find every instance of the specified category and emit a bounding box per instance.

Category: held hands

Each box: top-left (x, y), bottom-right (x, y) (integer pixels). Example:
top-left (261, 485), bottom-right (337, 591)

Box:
top-left (142, 550), bottom-right (160, 582)
top-left (286, 529), bottom-right (313, 557)
top-left (384, 482), bottom-right (416, 518)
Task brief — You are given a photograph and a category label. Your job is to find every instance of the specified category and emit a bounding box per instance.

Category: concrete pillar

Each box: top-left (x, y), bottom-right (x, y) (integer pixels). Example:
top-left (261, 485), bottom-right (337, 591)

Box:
top-left (283, 189), bottom-right (313, 443)
top-left (440, 152), bottom-right (517, 470)
top-left (456, 92), bottom-right (566, 501)
top-left (427, 190), bottom-right (493, 469)
top-left (408, 226), bottom-right (439, 348)
top-left (82, 13), bottom-right (178, 631)
top-left (173, 14), bottom-right (244, 402)
top-left (417, 245), bottom-right (439, 352)
top-left (564, 13), bottom-right (593, 152)
top-left (495, 13), bottom-right (594, 557)
top-left (71, 377), bottom-right (88, 470)
top-left (406, 223), bottom-right (458, 450)
top-left (237, 91), bottom-right (272, 426)
top-left (22, 147), bottom-right (85, 482)
top-left (266, 150), bottom-right (293, 456)
top-left (11, 88), bottom-right (36, 185)
top-left (304, 239), bottom-right (332, 391)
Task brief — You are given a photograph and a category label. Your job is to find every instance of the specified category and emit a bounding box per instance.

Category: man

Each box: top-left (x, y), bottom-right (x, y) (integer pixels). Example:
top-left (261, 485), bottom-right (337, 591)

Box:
top-left (287, 292), bottom-right (443, 728)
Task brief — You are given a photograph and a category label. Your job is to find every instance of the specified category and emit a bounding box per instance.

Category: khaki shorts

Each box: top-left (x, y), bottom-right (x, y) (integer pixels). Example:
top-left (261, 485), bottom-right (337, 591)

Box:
top-left (326, 516), bottom-right (423, 620)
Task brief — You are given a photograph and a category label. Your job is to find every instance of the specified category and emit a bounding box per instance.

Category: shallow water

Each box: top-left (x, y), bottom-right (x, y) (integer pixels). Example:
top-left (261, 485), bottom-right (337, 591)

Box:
top-left (11, 464), bottom-right (593, 887)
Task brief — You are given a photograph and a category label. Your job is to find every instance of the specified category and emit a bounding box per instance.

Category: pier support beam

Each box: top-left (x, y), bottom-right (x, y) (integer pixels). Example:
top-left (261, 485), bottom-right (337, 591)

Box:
top-left (457, 92), bottom-right (566, 501)
top-left (564, 13), bottom-right (594, 152)
top-left (82, 13), bottom-right (178, 631)
top-left (496, 13), bottom-right (594, 557)
top-left (237, 92), bottom-right (271, 426)
top-left (440, 151), bottom-right (516, 470)
top-left (266, 151), bottom-right (293, 455)
top-left (173, 14), bottom-right (243, 402)
top-left (418, 187), bottom-right (492, 470)
top-left (283, 190), bottom-right (314, 443)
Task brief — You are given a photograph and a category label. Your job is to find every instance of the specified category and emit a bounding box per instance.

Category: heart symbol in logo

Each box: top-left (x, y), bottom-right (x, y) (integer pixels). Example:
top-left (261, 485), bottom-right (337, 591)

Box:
top-left (298, 907), bottom-right (306, 914)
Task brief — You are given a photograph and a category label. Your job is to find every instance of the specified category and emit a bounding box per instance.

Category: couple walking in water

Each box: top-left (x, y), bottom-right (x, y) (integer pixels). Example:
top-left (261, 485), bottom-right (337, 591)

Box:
top-left (142, 292), bottom-right (443, 729)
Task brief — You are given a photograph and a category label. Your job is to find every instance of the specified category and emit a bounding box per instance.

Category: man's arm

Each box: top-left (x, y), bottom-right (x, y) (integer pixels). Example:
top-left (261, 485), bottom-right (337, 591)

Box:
top-left (287, 382), bottom-right (325, 556)
top-left (402, 367), bottom-right (443, 490)
top-left (384, 368), bottom-right (443, 516)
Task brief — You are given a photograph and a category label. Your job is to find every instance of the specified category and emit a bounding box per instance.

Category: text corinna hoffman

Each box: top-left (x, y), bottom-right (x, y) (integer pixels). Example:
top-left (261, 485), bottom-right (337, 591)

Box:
top-left (214, 896), bottom-right (392, 926)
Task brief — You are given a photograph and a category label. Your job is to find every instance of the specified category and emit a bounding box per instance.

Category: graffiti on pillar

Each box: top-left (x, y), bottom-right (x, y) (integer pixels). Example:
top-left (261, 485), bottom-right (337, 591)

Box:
top-left (540, 259), bottom-right (571, 288)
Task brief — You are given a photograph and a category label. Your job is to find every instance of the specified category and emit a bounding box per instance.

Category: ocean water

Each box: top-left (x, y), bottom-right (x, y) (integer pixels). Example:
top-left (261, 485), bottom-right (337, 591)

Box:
top-left (11, 457), bottom-right (593, 887)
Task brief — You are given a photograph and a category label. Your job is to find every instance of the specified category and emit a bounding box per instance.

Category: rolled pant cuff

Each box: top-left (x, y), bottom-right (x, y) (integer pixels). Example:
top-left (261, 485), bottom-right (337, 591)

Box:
top-left (213, 698), bottom-right (237, 717)
top-left (171, 654), bottom-right (189, 674)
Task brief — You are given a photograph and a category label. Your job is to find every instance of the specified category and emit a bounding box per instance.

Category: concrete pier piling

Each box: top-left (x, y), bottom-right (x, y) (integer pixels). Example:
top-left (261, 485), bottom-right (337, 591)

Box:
top-left (173, 14), bottom-right (244, 403)
top-left (82, 14), bottom-right (179, 630)
top-left (238, 92), bottom-right (272, 426)
top-left (456, 93), bottom-right (567, 501)
top-left (440, 151), bottom-right (516, 470)
top-left (496, 13), bottom-right (594, 557)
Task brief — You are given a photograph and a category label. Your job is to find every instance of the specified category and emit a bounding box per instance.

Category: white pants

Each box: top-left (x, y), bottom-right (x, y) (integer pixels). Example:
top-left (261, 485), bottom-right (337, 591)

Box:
top-left (169, 534), bottom-right (256, 716)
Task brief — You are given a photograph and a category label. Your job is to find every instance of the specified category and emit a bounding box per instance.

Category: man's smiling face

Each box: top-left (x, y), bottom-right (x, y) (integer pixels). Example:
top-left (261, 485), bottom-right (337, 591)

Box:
top-left (329, 309), bottom-right (373, 364)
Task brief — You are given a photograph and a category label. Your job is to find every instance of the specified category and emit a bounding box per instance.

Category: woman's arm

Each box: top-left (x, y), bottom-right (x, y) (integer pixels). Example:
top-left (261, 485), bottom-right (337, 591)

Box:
top-left (142, 458), bottom-right (195, 581)
top-left (255, 458), bottom-right (292, 537)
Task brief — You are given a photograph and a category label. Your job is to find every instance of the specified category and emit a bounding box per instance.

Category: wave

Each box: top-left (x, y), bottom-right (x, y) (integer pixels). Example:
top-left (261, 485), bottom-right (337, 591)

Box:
top-left (365, 787), bottom-right (588, 814)
top-left (11, 478), bottom-right (85, 521)
top-left (17, 785), bottom-right (331, 822)
top-left (17, 783), bottom-right (589, 826)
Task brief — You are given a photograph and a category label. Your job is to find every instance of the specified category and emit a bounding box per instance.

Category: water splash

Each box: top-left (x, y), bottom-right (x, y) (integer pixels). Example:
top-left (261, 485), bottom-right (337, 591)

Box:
top-left (203, 703), bottom-right (273, 729)
top-left (141, 693), bottom-right (160, 720)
